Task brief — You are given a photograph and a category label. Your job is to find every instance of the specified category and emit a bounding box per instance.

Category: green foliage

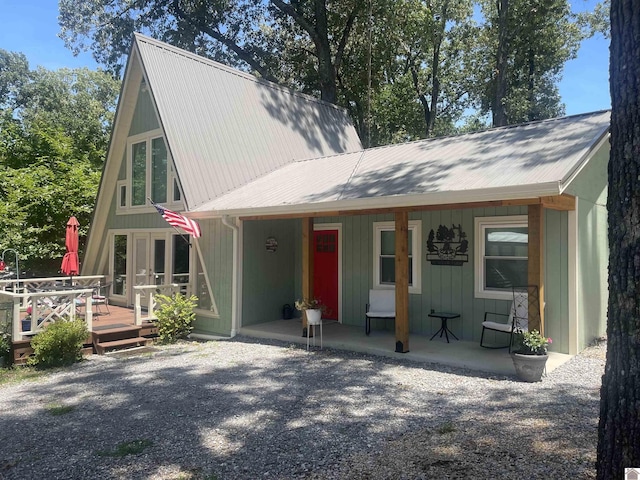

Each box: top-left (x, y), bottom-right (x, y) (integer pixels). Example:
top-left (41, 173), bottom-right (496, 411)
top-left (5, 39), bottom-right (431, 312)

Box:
top-left (28, 319), bottom-right (88, 368)
top-left (97, 439), bottom-right (153, 457)
top-left (0, 56), bottom-right (119, 273)
top-left (154, 293), bottom-right (197, 344)
top-left (46, 403), bottom-right (76, 416)
top-left (513, 329), bottom-right (552, 355)
top-left (0, 332), bottom-right (10, 366)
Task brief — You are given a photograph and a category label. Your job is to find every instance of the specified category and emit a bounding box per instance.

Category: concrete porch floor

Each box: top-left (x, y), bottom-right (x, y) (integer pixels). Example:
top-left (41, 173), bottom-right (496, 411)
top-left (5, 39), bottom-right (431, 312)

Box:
top-left (239, 319), bottom-right (573, 377)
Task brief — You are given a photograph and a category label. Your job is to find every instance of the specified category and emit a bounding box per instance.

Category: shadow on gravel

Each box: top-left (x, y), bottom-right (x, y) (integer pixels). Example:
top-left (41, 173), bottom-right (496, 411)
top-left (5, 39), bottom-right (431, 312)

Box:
top-left (0, 336), bottom-right (602, 479)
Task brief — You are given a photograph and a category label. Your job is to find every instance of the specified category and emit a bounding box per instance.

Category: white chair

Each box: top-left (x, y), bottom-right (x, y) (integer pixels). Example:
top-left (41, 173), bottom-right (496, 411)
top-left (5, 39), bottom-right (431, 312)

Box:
top-left (480, 287), bottom-right (529, 352)
top-left (365, 289), bottom-right (396, 335)
top-left (306, 308), bottom-right (323, 350)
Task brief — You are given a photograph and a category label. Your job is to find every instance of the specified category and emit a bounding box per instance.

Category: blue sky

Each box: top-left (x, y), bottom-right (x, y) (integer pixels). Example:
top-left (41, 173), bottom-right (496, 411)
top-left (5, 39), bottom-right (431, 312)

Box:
top-left (0, 0), bottom-right (610, 116)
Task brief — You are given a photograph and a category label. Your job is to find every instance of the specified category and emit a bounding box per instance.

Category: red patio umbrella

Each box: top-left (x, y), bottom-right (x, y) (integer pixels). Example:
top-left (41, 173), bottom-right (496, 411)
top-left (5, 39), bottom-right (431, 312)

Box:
top-left (61, 216), bottom-right (80, 282)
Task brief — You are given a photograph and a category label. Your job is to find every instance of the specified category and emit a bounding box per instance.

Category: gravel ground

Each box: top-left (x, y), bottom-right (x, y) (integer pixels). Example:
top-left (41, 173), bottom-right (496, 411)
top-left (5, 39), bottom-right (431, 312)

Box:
top-left (0, 337), bottom-right (605, 480)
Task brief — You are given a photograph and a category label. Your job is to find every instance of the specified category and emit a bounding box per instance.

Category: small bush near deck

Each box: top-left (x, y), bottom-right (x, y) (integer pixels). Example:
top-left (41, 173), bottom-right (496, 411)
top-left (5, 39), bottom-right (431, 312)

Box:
top-left (28, 319), bottom-right (88, 368)
top-left (154, 293), bottom-right (197, 344)
top-left (0, 332), bottom-right (10, 367)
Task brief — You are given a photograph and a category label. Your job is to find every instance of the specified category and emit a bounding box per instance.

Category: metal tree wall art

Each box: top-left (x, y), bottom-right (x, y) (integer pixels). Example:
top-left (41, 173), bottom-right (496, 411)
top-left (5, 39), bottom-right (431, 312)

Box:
top-left (426, 224), bottom-right (469, 266)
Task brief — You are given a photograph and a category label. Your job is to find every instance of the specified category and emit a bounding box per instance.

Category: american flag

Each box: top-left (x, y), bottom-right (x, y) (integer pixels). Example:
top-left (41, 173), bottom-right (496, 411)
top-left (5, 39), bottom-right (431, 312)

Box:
top-left (152, 203), bottom-right (201, 238)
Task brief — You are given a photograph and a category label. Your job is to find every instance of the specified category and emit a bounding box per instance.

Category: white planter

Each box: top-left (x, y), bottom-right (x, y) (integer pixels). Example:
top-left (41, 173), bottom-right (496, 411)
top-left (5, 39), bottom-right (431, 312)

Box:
top-left (305, 309), bottom-right (322, 325)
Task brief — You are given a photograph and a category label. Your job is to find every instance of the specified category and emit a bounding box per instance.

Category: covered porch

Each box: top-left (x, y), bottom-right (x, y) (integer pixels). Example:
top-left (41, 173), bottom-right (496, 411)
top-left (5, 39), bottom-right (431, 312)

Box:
top-left (239, 319), bottom-right (572, 377)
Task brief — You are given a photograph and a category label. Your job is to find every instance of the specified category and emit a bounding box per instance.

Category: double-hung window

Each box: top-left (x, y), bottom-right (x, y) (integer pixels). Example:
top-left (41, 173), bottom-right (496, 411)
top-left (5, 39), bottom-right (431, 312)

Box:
top-left (373, 221), bottom-right (421, 294)
top-left (475, 215), bottom-right (528, 299)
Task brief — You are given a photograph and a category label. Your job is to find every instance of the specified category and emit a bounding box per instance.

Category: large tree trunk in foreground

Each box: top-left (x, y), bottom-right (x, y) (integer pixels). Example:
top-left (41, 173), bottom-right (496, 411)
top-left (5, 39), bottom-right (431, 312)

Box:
top-left (596, 1), bottom-right (640, 478)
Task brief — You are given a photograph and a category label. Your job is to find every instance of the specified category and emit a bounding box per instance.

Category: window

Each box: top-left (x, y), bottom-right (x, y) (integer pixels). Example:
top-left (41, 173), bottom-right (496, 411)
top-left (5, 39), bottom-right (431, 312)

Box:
top-left (112, 235), bottom-right (128, 296)
top-left (373, 221), bottom-right (421, 294)
top-left (120, 131), bottom-right (177, 211)
top-left (475, 215), bottom-right (528, 299)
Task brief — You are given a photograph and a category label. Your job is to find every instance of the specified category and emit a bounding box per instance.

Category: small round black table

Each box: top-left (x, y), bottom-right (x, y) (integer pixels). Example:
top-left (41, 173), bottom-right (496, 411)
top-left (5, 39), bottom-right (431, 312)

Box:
top-left (428, 312), bottom-right (460, 343)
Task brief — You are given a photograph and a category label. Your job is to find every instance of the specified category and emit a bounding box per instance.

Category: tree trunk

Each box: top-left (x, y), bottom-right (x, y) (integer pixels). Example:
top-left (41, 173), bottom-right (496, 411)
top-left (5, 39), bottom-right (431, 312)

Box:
top-left (492, 0), bottom-right (509, 127)
top-left (596, 1), bottom-right (640, 478)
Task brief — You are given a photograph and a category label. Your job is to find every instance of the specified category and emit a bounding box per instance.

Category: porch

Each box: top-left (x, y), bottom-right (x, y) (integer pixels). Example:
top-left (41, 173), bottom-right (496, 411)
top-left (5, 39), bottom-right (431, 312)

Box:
top-left (239, 319), bottom-right (573, 377)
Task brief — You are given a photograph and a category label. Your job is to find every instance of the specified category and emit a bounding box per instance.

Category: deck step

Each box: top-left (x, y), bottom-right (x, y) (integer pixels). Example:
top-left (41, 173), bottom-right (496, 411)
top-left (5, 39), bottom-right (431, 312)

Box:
top-left (95, 337), bottom-right (149, 354)
top-left (92, 325), bottom-right (142, 336)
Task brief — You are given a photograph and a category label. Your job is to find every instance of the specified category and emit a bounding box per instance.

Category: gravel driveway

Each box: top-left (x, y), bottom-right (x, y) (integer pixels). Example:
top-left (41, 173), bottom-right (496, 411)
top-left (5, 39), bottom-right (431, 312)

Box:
top-left (0, 336), bottom-right (605, 479)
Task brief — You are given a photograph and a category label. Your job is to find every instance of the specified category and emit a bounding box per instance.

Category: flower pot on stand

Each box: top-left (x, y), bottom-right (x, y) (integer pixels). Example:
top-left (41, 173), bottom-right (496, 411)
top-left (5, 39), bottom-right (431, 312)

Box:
top-left (511, 353), bottom-right (548, 382)
top-left (305, 309), bottom-right (323, 350)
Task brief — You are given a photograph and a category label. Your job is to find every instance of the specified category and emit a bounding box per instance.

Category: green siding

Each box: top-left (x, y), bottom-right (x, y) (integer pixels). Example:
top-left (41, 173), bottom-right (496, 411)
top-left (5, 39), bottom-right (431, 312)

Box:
top-left (565, 144), bottom-right (609, 350)
top-left (129, 84), bottom-right (159, 136)
top-left (242, 220), bottom-right (297, 325)
top-left (544, 209), bottom-right (569, 352)
top-left (193, 218), bottom-right (234, 336)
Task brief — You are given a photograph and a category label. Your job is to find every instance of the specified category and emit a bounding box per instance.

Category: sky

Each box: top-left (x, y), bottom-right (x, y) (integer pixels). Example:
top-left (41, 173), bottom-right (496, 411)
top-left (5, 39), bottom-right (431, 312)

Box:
top-left (0, 0), bottom-right (611, 117)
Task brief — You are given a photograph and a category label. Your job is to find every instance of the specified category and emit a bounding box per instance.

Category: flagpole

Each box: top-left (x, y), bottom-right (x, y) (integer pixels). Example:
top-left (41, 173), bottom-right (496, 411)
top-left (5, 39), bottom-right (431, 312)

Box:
top-left (148, 198), bottom-right (192, 247)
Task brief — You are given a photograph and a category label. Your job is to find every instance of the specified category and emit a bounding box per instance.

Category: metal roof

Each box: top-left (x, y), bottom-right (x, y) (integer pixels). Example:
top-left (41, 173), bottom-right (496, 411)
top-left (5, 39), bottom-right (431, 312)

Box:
top-left (134, 34), bottom-right (363, 210)
top-left (192, 110), bottom-right (610, 216)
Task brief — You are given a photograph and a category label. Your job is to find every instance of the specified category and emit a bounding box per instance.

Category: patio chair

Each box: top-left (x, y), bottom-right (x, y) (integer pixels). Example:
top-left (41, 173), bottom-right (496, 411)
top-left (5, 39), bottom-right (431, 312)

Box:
top-left (480, 286), bottom-right (533, 352)
top-left (91, 282), bottom-right (111, 315)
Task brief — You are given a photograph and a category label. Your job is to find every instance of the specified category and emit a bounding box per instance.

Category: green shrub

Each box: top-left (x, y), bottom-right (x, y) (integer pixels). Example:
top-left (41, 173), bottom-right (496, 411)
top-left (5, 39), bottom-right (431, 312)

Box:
top-left (28, 319), bottom-right (88, 368)
top-left (154, 293), bottom-right (197, 344)
top-left (0, 333), bottom-right (10, 367)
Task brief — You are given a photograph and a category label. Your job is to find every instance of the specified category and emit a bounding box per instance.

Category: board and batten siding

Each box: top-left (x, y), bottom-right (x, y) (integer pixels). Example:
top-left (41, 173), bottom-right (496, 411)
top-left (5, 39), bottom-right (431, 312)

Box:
top-left (564, 143), bottom-right (609, 351)
top-left (193, 218), bottom-right (234, 336)
top-left (242, 220), bottom-right (297, 326)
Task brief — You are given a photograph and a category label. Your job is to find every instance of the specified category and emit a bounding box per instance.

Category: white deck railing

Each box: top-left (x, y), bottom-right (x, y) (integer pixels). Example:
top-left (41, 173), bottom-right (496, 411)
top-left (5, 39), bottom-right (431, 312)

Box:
top-left (0, 288), bottom-right (94, 342)
top-left (0, 275), bottom-right (105, 310)
top-left (133, 284), bottom-right (181, 325)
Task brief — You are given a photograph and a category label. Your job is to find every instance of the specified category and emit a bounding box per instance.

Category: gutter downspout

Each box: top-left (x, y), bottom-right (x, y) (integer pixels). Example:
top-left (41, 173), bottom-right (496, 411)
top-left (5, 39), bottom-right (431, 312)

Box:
top-left (222, 215), bottom-right (239, 337)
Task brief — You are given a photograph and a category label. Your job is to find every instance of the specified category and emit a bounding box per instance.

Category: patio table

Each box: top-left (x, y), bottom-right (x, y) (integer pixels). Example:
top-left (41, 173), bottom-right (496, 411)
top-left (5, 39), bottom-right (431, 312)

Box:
top-left (428, 312), bottom-right (460, 343)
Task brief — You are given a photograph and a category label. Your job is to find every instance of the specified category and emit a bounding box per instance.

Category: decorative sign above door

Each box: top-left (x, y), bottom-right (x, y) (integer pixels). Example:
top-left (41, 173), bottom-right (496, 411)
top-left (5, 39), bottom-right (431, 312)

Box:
top-left (426, 224), bottom-right (469, 266)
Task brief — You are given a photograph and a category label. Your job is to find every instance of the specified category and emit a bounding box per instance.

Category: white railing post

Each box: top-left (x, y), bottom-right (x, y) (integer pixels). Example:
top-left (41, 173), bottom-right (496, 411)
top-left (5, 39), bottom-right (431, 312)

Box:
top-left (85, 296), bottom-right (93, 331)
top-left (147, 290), bottom-right (155, 322)
top-left (135, 292), bottom-right (142, 326)
top-left (12, 296), bottom-right (21, 342)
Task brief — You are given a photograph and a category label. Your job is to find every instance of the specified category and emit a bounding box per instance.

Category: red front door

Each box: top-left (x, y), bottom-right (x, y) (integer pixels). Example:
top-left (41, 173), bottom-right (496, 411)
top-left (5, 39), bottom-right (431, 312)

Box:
top-left (313, 229), bottom-right (339, 321)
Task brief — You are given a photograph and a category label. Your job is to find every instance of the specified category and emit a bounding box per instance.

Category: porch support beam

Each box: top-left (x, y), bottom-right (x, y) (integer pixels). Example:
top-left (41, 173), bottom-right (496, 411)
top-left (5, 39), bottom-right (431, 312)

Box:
top-left (301, 217), bottom-right (314, 337)
top-left (238, 195), bottom-right (575, 221)
top-left (395, 211), bottom-right (410, 353)
top-left (528, 205), bottom-right (545, 334)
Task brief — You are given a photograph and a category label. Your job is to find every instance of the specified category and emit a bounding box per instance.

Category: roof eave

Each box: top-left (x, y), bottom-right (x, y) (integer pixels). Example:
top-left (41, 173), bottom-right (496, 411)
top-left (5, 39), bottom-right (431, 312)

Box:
top-left (187, 182), bottom-right (562, 219)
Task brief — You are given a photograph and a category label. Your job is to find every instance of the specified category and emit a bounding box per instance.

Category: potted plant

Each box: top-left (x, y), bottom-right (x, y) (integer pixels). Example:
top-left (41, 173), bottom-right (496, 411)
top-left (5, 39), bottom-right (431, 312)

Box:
top-left (294, 298), bottom-right (325, 325)
top-left (511, 329), bottom-right (552, 382)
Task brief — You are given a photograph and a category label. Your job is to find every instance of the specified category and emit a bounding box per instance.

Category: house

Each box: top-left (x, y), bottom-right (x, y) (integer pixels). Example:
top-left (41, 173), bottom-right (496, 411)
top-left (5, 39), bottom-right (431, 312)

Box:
top-left (83, 33), bottom-right (609, 356)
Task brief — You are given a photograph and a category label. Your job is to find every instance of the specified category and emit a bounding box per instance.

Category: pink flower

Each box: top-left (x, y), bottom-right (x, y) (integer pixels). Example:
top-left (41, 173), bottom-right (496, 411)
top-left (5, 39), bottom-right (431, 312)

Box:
top-left (547, 338), bottom-right (553, 344)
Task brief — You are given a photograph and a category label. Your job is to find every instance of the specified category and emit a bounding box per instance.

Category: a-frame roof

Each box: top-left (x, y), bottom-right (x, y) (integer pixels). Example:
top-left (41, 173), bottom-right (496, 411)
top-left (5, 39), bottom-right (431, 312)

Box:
top-left (192, 110), bottom-right (610, 217)
top-left (134, 33), bottom-right (362, 210)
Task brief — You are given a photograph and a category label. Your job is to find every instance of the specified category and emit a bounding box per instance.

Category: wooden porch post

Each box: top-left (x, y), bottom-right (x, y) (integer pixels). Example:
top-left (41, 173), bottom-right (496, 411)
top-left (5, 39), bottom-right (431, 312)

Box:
top-left (395, 211), bottom-right (409, 353)
top-left (302, 217), bottom-right (314, 337)
top-left (528, 205), bottom-right (545, 334)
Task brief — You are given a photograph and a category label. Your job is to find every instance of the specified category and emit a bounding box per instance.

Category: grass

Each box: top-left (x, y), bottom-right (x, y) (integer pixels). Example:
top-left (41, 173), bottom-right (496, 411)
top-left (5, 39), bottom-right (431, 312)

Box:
top-left (46, 403), bottom-right (76, 416)
top-left (437, 421), bottom-right (456, 434)
top-left (97, 439), bottom-right (154, 457)
top-left (0, 365), bottom-right (47, 386)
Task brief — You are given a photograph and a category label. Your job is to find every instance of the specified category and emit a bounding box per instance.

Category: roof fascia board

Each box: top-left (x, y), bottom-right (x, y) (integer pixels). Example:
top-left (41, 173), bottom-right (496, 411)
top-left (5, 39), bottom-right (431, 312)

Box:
top-left (559, 127), bottom-right (610, 194)
top-left (82, 40), bottom-right (144, 273)
top-left (188, 182), bottom-right (561, 220)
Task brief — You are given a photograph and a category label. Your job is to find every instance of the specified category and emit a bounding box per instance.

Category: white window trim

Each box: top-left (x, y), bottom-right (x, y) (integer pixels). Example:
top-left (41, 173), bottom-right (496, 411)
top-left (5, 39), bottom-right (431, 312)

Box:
top-left (474, 215), bottom-right (528, 300)
top-left (373, 220), bottom-right (422, 294)
top-left (117, 129), bottom-right (183, 214)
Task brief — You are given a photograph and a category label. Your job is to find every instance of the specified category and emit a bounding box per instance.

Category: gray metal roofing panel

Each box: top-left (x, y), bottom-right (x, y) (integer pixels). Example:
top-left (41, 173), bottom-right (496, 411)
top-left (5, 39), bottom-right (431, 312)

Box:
top-left (193, 110), bottom-right (610, 213)
top-left (134, 34), bottom-right (363, 210)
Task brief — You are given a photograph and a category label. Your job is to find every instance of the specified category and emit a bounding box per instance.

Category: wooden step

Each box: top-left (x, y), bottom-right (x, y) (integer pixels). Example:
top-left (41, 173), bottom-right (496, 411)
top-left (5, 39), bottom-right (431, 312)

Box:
top-left (140, 323), bottom-right (158, 337)
top-left (95, 336), bottom-right (149, 354)
top-left (92, 325), bottom-right (142, 344)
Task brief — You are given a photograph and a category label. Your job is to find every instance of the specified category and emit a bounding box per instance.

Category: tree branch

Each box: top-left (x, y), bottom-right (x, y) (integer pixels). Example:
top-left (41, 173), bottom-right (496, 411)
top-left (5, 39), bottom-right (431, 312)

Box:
top-left (172, 0), bottom-right (278, 82)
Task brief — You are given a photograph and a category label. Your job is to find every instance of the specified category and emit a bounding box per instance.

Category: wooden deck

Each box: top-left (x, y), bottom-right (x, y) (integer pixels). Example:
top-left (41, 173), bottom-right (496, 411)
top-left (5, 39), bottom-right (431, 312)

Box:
top-left (11, 305), bottom-right (158, 365)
